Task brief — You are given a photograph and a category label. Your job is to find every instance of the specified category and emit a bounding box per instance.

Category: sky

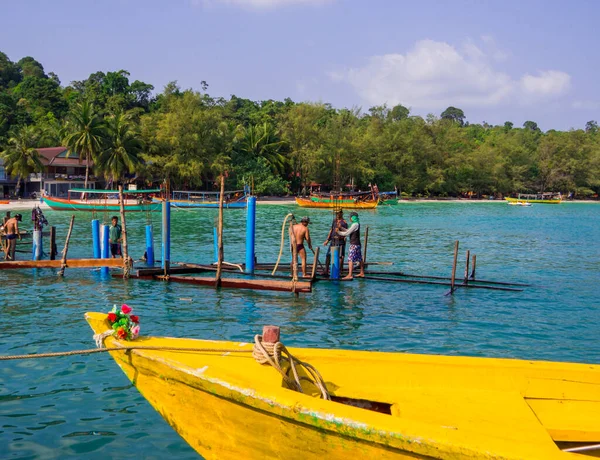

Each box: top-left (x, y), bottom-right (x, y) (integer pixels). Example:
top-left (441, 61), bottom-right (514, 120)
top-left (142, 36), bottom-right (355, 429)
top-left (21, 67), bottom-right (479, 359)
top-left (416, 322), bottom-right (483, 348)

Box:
top-left (2, 0), bottom-right (599, 131)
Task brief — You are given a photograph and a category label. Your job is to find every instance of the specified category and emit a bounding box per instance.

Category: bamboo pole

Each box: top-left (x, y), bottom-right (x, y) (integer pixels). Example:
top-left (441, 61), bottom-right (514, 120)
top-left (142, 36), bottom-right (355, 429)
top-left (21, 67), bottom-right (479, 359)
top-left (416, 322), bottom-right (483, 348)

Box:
top-left (470, 254), bottom-right (477, 280)
top-left (289, 218), bottom-right (298, 282)
top-left (449, 240), bottom-right (459, 295)
top-left (57, 216), bottom-right (75, 277)
top-left (362, 275), bottom-right (523, 292)
top-left (118, 186), bottom-right (130, 279)
top-left (215, 175), bottom-right (225, 287)
top-left (310, 247), bottom-right (319, 280)
top-left (360, 270), bottom-right (529, 287)
top-left (463, 249), bottom-right (470, 284)
top-left (50, 226), bottom-right (56, 260)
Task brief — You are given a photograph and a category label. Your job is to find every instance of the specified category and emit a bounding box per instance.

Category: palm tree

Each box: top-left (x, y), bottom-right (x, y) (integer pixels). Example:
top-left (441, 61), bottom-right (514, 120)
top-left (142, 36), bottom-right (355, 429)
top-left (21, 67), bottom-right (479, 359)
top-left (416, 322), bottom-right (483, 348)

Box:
top-left (99, 110), bottom-right (142, 184)
top-left (234, 122), bottom-right (288, 175)
top-left (1, 125), bottom-right (44, 197)
top-left (62, 101), bottom-right (105, 190)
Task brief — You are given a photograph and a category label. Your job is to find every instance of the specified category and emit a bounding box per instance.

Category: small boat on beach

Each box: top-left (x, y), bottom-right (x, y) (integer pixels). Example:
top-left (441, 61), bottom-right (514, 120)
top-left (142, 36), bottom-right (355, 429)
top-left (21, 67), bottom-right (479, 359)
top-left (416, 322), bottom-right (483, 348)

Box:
top-left (87, 311), bottom-right (600, 459)
top-left (42, 188), bottom-right (162, 212)
top-left (296, 191), bottom-right (378, 209)
top-left (0, 200), bottom-right (9, 205)
top-left (506, 193), bottom-right (562, 204)
top-left (152, 187), bottom-right (249, 209)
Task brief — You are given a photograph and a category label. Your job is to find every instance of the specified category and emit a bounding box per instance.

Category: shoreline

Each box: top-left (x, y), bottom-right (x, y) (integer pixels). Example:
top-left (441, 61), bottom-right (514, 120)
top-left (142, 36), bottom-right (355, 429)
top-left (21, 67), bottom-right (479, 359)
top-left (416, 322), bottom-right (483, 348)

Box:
top-left (1, 198), bottom-right (598, 211)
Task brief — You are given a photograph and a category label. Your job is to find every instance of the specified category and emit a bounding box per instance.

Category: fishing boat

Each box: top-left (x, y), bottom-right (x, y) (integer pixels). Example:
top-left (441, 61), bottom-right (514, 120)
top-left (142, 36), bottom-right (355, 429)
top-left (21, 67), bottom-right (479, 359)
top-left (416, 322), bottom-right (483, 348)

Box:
top-left (0, 200), bottom-right (9, 205)
top-left (296, 191), bottom-right (378, 209)
top-left (505, 193), bottom-right (562, 204)
top-left (378, 191), bottom-right (399, 206)
top-left (42, 188), bottom-right (162, 212)
top-left (152, 187), bottom-right (249, 209)
top-left (87, 311), bottom-right (600, 460)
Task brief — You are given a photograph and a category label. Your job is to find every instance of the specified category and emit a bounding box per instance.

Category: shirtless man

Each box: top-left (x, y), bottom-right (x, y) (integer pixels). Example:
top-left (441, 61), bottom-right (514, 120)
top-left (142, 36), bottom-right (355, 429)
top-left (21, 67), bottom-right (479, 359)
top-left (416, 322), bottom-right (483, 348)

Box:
top-left (291, 217), bottom-right (313, 278)
top-left (3, 213), bottom-right (22, 260)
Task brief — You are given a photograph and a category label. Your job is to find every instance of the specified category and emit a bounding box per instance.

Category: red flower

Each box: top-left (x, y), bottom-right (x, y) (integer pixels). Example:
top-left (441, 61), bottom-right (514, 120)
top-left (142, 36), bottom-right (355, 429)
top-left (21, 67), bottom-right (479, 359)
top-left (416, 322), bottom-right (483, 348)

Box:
top-left (130, 315), bottom-right (139, 323)
top-left (121, 304), bottom-right (132, 314)
top-left (107, 312), bottom-right (117, 323)
top-left (116, 327), bottom-right (128, 340)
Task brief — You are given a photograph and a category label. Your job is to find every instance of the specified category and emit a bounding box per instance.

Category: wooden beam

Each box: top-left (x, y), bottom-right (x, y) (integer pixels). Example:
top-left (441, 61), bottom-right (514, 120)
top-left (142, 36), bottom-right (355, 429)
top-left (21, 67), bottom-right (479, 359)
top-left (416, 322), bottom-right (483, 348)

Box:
top-left (0, 258), bottom-right (123, 269)
top-left (158, 275), bottom-right (312, 293)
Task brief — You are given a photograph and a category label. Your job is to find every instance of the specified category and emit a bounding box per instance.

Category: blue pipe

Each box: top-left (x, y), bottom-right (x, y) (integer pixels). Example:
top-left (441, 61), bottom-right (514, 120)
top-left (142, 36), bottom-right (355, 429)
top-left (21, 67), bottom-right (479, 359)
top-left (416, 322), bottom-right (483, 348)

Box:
top-left (331, 245), bottom-right (340, 280)
top-left (145, 225), bottom-right (155, 266)
top-left (245, 196), bottom-right (256, 273)
top-left (213, 227), bottom-right (218, 264)
top-left (101, 224), bottom-right (110, 276)
top-left (32, 230), bottom-right (42, 260)
top-left (92, 219), bottom-right (101, 259)
top-left (161, 200), bottom-right (170, 269)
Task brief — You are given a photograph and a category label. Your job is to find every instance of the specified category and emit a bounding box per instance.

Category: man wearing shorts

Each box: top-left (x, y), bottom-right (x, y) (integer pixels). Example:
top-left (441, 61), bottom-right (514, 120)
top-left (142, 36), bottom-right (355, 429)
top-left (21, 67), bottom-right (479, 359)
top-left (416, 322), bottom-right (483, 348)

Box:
top-left (336, 211), bottom-right (364, 280)
top-left (109, 216), bottom-right (122, 258)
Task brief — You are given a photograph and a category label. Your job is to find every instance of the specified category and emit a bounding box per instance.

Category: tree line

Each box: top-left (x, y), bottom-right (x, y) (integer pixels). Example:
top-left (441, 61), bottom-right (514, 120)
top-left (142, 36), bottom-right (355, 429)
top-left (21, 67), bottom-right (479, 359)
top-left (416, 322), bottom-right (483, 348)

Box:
top-left (1, 51), bottom-right (599, 197)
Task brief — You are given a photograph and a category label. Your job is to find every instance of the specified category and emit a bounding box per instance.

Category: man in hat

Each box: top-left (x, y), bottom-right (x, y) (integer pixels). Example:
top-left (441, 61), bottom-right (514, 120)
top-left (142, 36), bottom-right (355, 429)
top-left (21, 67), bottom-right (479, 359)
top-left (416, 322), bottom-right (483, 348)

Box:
top-left (336, 211), bottom-right (364, 280)
top-left (292, 216), bottom-right (313, 278)
top-left (3, 213), bottom-right (22, 260)
top-left (322, 210), bottom-right (348, 276)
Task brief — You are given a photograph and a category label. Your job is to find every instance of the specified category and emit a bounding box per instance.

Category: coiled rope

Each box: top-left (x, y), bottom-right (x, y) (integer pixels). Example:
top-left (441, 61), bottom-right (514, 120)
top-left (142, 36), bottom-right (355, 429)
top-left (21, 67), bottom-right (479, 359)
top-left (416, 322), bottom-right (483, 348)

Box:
top-left (0, 333), bottom-right (331, 401)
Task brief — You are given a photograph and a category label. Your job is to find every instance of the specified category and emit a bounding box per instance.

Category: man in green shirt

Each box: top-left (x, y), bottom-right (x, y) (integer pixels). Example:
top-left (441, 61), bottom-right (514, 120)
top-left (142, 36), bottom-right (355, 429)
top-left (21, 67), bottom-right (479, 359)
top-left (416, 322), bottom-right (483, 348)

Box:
top-left (109, 216), bottom-right (122, 258)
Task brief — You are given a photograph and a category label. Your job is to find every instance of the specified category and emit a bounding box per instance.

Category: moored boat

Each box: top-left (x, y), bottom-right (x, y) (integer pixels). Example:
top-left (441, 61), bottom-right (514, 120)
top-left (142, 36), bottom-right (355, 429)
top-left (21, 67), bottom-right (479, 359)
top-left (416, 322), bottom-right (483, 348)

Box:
top-left (152, 187), bottom-right (249, 209)
top-left (296, 192), bottom-right (378, 209)
top-left (42, 188), bottom-right (162, 212)
top-left (87, 311), bottom-right (600, 459)
top-left (506, 193), bottom-right (562, 204)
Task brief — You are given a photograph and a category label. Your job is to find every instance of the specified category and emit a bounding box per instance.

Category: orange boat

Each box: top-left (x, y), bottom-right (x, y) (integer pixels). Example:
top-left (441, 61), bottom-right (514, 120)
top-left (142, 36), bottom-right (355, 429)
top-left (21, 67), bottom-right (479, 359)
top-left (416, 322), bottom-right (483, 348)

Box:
top-left (0, 200), bottom-right (9, 205)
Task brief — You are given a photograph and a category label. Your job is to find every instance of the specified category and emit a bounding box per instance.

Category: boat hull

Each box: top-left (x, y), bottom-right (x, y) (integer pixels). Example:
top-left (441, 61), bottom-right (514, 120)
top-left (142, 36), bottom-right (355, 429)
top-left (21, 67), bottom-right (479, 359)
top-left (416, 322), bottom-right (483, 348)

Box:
top-left (86, 312), bottom-right (600, 460)
top-left (295, 197), bottom-right (378, 209)
top-left (505, 197), bottom-right (561, 204)
top-left (42, 196), bottom-right (161, 212)
top-left (152, 198), bottom-right (247, 209)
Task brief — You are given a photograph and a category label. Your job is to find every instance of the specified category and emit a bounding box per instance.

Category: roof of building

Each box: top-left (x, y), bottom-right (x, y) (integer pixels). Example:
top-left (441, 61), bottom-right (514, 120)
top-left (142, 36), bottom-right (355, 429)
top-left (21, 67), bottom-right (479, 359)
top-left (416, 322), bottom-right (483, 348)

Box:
top-left (37, 147), bottom-right (91, 167)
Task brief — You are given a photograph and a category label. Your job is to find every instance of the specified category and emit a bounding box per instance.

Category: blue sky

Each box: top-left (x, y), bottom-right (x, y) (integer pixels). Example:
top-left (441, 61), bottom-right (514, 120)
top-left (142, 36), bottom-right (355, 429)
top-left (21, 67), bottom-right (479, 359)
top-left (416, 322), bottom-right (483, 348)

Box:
top-left (2, 0), bottom-right (599, 130)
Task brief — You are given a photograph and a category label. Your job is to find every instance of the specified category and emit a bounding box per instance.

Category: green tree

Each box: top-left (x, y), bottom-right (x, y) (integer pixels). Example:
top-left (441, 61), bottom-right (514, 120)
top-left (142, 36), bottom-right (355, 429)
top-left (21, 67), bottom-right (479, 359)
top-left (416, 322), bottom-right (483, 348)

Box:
top-left (0, 125), bottom-right (44, 196)
top-left (523, 120), bottom-right (540, 132)
top-left (441, 106), bottom-right (466, 126)
top-left (98, 110), bottom-right (142, 184)
top-left (62, 101), bottom-right (105, 190)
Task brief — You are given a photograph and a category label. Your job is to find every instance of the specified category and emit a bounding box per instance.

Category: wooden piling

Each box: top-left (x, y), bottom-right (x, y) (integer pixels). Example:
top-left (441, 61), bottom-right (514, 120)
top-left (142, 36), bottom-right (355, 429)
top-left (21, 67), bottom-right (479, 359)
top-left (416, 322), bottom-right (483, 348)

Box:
top-left (215, 175), bottom-right (225, 287)
top-left (118, 186), bottom-right (130, 278)
top-left (58, 216), bottom-right (75, 277)
top-left (50, 226), bottom-right (56, 260)
top-left (470, 254), bottom-right (477, 280)
top-left (363, 226), bottom-right (369, 265)
top-left (289, 218), bottom-right (298, 282)
top-left (311, 247), bottom-right (319, 280)
top-left (449, 240), bottom-right (459, 295)
top-left (463, 250), bottom-right (470, 285)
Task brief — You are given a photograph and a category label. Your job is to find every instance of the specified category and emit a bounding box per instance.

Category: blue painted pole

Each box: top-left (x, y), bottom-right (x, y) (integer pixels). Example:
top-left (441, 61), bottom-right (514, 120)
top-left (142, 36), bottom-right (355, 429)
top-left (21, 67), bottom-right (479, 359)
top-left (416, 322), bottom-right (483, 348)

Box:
top-left (213, 227), bottom-right (218, 264)
top-left (101, 224), bottom-right (110, 276)
top-left (331, 246), bottom-right (340, 280)
top-left (92, 219), bottom-right (101, 259)
top-left (161, 200), bottom-right (170, 270)
top-left (145, 225), bottom-right (155, 266)
top-left (32, 230), bottom-right (42, 260)
top-left (245, 196), bottom-right (256, 273)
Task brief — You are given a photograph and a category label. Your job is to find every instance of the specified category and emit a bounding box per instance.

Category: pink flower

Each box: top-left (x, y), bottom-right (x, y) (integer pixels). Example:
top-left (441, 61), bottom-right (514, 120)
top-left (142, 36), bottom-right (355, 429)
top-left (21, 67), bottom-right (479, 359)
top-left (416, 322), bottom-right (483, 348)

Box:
top-left (121, 304), bottom-right (132, 314)
top-left (131, 325), bottom-right (140, 339)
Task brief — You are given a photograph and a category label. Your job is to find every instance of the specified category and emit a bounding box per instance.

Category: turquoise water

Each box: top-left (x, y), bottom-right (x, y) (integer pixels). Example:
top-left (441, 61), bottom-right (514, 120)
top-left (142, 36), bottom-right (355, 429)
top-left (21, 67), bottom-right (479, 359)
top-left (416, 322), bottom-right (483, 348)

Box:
top-left (1, 202), bottom-right (599, 458)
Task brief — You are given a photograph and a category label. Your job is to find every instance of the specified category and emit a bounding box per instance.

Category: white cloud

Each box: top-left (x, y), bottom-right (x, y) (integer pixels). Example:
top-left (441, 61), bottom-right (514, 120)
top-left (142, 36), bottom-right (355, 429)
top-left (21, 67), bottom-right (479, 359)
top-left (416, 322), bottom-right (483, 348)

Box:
top-left (201, 0), bottom-right (333, 8)
top-left (572, 100), bottom-right (600, 110)
top-left (330, 39), bottom-right (571, 110)
top-left (520, 71), bottom-right (571, 95)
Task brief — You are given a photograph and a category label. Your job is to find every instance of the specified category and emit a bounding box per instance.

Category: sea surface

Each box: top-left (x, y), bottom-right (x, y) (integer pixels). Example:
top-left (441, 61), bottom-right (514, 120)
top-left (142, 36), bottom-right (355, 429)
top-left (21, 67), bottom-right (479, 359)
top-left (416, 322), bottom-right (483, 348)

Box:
top-left (1, 201), bottom-right (599, 459)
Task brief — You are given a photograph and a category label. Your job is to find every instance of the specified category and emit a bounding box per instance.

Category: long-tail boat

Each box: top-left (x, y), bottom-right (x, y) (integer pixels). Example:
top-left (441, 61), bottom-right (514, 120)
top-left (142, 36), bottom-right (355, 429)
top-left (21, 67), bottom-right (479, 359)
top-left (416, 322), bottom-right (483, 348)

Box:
top-left (42, 188), bottom-right (162, 212)
top-left (505, 192), bottom-right (562, 204)
top-left (296, 191), bottom-right (378, 209)
top-left (87, 311), bottom-right (600, 460)
top-left (152, 186), bottom-right (249, 209)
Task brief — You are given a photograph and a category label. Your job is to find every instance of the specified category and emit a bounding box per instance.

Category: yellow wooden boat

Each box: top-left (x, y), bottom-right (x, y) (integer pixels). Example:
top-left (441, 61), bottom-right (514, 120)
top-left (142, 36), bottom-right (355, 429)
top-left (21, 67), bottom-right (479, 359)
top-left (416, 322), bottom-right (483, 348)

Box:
top-left (505, 193), bottom-right (562, 204)
top-left (86, 312), bottom-right (600, 459)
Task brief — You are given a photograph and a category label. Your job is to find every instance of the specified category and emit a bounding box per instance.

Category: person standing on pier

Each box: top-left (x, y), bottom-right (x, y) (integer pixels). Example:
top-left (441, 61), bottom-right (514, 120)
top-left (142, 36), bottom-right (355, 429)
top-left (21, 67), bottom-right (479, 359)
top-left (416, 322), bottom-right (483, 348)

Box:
top-left (292, 217), bottom-right (313, 278)
top-left (323, 210), bottom-right (347, 276)
top-left (336, 211), bottom-right (364, 280)
top-left (109, 216), bottom-right (122, 258)
top-left (2, 213), bottom-right (22, 260)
